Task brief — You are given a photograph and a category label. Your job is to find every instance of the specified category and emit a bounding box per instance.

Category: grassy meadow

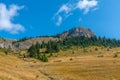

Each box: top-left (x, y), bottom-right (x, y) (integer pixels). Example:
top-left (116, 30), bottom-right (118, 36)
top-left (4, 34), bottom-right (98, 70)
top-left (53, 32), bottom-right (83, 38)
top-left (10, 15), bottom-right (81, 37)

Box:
top-left (0, 46), bottom-right (120, 80)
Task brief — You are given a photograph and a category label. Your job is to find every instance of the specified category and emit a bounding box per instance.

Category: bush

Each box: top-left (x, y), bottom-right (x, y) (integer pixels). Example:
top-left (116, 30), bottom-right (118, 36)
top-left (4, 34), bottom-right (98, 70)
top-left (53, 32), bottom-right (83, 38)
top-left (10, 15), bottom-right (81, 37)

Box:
top-left (95, 47), bottom-right (98, 51)
top-left (4, 51), bottom-right (8, 55)
top-left (107, 48), bottom-right (109, 51)
top-left (113, 54), bottom-right (118, 58)
top-left (49, 53), bottom-right (53, 57)
top-left (70, 58), bottom-right (73, 61)
top-left (38, 54), bottom-right (48, 62)
top-left (113, 52), bottom-right (120, 58)
top-left (41, 55), bottom-right (48, 62)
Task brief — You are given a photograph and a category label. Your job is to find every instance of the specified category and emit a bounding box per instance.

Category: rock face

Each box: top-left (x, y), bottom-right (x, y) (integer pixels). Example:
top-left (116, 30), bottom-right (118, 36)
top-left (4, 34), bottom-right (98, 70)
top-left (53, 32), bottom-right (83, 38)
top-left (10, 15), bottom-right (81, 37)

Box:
top-left (0, 39), bottom-right (14, 50)
top-left (13, 37), bottom-right (59, 50)
top-left (0, 27), bottom-right (95, 50)
top-left (0, 37), bottom-right (59, 50)
top-left (60, 27), bottom-right (94, 39)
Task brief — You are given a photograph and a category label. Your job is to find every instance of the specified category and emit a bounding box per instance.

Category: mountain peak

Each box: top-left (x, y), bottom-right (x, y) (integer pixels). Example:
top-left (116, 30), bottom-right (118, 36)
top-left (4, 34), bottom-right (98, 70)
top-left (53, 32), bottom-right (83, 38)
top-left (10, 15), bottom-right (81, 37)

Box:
top-left (60, 27), bottom-right (95, 38)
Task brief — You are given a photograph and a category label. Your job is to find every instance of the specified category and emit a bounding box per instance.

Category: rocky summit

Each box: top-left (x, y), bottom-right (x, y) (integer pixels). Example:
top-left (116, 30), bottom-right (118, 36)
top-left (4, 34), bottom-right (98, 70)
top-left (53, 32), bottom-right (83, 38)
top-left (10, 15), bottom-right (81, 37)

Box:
top-left (60, 27), bottom-right (94, 39)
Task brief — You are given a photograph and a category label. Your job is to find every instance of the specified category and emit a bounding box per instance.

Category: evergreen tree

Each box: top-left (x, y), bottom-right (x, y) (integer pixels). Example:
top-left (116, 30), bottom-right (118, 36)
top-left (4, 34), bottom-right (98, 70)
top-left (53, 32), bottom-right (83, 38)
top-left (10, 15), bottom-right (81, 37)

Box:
top-left (36, 42), bottom-right (40, 49)
top-left (46, 41), bottom-right (60, 53)
top-left (40, 41), bottom-right (46, 48)
top-left (28, 45), bottom-right (36, 57)
top-left (46, 41), bottom-right (52, 53)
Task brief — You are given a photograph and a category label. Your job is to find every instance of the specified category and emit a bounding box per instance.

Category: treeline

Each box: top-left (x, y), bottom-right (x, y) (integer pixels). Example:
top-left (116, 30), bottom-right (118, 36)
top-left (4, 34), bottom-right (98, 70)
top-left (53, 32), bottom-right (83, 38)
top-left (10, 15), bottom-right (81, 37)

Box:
top-left (27, 36), bottom-right (120, 62)
top-left (59, 36), bottom-right (120, 48)
top-left (28, 42), bottom-right (48, 62)
top-left (27, 41), bottom-right (60, 62)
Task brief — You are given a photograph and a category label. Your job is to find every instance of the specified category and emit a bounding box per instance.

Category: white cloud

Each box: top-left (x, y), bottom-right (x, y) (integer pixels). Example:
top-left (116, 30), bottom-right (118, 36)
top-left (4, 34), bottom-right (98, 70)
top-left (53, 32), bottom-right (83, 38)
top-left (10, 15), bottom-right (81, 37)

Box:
top-left (77, 0), bottom-right (98, 14)
top-left (54, 0), bottom-right (98, 26)
top-left (56, 16), bottom-right (62, 26)
top-left (0, 3), bottom-right (25, 34)
top-left (56, 5), bottom-right (71, 15)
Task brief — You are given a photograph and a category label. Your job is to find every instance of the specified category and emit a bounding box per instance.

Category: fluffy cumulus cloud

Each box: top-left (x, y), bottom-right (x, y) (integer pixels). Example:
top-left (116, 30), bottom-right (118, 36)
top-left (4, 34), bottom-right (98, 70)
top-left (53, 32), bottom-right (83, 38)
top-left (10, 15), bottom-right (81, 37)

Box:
top-left (77, 0), bottom-right (98, 14)
top-left (0, 3), bottom-right (25, 34)
top-left (54, 0), bottom-right (98, 26)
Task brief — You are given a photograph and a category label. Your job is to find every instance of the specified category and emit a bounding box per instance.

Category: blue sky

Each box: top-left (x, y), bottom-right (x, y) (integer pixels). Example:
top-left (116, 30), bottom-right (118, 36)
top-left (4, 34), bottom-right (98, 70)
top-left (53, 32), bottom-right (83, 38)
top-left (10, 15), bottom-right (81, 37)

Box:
top-left (0, 0), bottom-right (120, 39)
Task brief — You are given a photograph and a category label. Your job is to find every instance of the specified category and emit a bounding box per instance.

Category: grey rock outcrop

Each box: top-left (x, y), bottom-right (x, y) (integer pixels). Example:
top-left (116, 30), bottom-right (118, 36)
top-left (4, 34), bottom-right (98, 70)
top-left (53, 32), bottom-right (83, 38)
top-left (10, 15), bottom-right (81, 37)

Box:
top-left (60, 27), bottom-right (94, 39)
top-left (0, 39), bottom-right (13, 50)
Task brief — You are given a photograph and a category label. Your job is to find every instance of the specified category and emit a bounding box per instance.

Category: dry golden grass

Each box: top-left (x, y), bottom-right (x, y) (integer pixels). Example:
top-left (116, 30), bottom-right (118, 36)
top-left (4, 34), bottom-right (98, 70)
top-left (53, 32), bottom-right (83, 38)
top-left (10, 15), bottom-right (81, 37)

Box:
top-left (43, 56), bottom-right (120, 80)
top-left (0, 52), bottom-right (48, 80)
top-left (0, 46), bottom-right (120, 80)
top-left (43, 46), bottom-right (120, 80)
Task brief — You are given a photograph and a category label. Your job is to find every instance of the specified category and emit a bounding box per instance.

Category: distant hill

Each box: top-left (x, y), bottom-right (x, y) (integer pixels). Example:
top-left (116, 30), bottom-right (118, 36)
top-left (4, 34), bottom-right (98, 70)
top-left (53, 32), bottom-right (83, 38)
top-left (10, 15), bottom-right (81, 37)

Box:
top-left (0, 27), bottom-right (94, 50)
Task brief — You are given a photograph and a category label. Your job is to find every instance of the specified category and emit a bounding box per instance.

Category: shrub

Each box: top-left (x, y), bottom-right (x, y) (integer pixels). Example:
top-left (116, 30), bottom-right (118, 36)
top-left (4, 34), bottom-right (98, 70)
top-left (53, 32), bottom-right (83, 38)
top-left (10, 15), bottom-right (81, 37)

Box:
top-left (107, 48), bottom-right (109, 51)
top-left (50, 53), bottom-right (53, 57)
top-left (70, 58), bottom-right (73, 61)
top-left (38, 54), bottom-right (48, 62)
top-left (95, 47), bottom-right (98, 51)
top-left (41, 55), bottom-right (48, 62)
top-left (4, 51), bottom-right (8, 55)
top-left (113, 52), bottom-right (120, 58)
top-left (113, 54), bottom-right (118, 58)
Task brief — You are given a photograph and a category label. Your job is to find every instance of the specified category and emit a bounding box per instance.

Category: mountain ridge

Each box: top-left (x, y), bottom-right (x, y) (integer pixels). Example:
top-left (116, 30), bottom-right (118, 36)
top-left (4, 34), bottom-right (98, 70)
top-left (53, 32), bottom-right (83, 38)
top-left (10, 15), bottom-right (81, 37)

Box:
top-left (0, 27), bottom-right (94, 50)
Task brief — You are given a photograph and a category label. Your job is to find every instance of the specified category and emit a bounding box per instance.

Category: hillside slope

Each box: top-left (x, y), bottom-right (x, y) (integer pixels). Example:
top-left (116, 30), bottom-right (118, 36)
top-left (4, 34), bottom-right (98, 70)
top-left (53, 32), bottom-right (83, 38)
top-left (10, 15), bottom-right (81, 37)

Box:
top-left (0, 47), bottom-right (120, 80)
top-left (0, 52), bottom-right (48, 80)
top-left (0, 27), bottom-right (95, 50)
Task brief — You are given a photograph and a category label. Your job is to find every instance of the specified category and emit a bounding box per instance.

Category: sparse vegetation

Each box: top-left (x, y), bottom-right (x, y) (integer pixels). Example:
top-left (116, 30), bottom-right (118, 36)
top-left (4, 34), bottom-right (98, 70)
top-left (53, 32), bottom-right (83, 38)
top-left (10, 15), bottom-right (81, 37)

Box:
top-left (4, 50), bottom-right (8, 55)
top-left (70, 58), bottom-right (73, 61)
top-left (0, 45), bottom-right (120, 80)
top-left (113, 52), bottom-right (120, 58)
top-left (114, 54), bottom-right (118, 58)
top-left (95, 47), bottom-right (98, 51)
top-left (26, 35), bottom-right (120, 62)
